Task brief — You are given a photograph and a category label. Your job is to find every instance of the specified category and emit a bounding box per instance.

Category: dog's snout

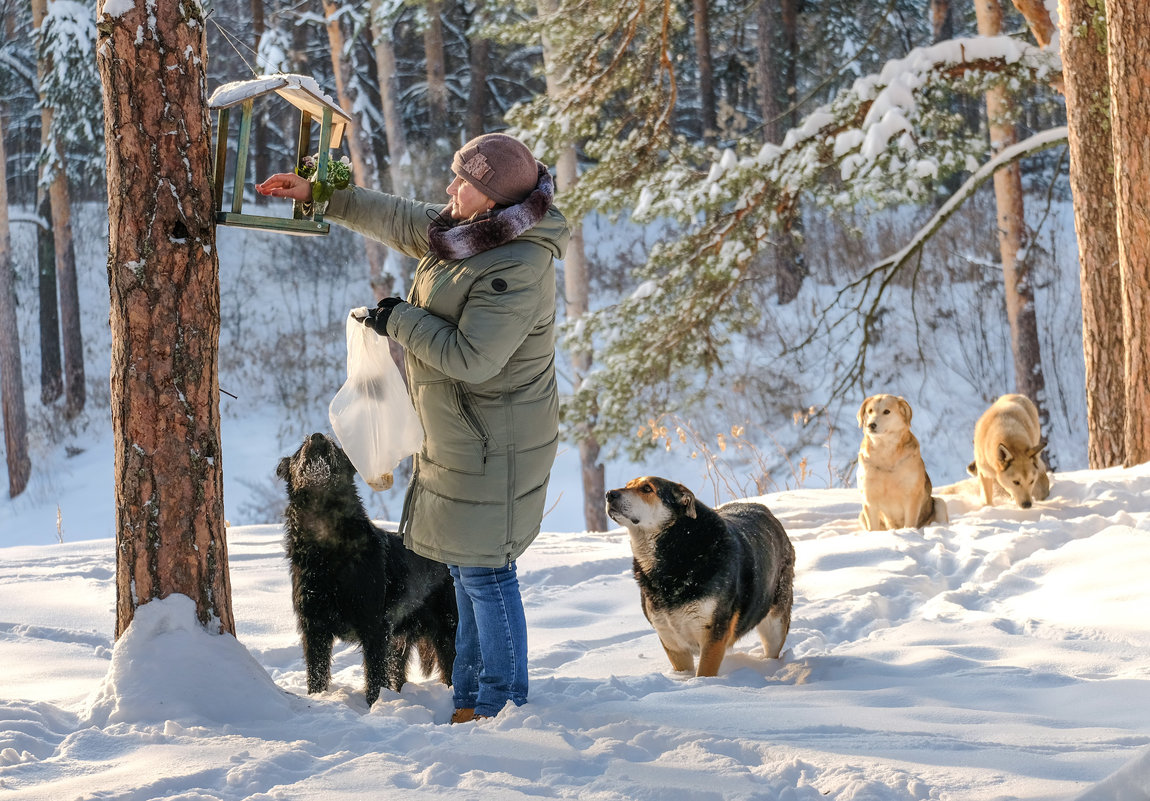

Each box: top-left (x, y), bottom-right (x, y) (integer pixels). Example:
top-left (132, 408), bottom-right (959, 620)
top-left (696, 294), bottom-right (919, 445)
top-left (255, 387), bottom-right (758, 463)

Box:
top-left (606, 489), bottom-right (620, 503)
top-left (868, 422), bottom-right (877, 432)
top-left (310, 432), bottom-right (327, 445)
top-left (1021, 500), bottom-right (1032, 509)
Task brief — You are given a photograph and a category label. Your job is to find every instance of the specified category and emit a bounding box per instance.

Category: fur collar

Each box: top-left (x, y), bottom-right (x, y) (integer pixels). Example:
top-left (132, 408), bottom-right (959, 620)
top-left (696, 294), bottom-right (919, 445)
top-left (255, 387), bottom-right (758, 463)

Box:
top-left (427, 165), bottom-right (554, 261)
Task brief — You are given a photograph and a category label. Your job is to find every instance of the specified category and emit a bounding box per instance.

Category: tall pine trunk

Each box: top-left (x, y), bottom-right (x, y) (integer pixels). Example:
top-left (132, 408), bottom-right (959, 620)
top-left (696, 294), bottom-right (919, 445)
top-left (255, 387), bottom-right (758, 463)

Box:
top-left (539, 0), bottom-right (607, 531)
top-left (32, 0), bottom-right (85, 418)
top-left (756, 0), bottom-right (805, 303)
top-left (36, 193), bottom-right (62, 404)
top-left (96, 0), bottom-right (234, 637)
top-left (1058, 0), bottom-right (1125, 468)
top-left (974, 0), bottom-right (1052, 463)
top-left (424, 0), bottom-right (448, 138)
top-left (0, 107), bottom-right (31, 498)
top-left (465, 0), bottom-right (490, 141)
top-left (371, 0), bottom-right (412, 198)
top-left (693, 0), bottom-right (716, 144)
top-left (1104, 0), bottom-right (1150, 465)
top-left (322, 0), bottom-right (395, 299)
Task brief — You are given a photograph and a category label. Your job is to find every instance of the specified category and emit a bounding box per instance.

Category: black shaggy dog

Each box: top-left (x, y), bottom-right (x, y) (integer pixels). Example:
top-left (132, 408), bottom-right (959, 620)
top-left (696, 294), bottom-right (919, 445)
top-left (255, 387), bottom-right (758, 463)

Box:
top-left (277, 433), bottom-right (457, 705)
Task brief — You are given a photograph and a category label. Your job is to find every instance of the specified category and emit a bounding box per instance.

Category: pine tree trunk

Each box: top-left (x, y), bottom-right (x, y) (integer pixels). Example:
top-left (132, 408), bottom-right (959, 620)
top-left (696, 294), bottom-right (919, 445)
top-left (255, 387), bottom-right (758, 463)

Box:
top-left (32, 0), bottom-right (84, 419)
top-left (693, 0), bottom-right (716, 144)
top-left (322, 0), bottom-right (395, 299)
top-left (974, 0), bottom-right (1052, 464)
top-left (931, 0), bottom-right (954, 42)
top-left (96, 0), bottom-right (234, 638)
top-left (1059, 0), bottom-right (1125, 468)
top-left (1011, 0), bottom-right (1057, 45)
top-left (371, 1), bottom-right (413, 198)
top-left (754, 0), bottom-right (781, 144)
top-left (250, 0), bottom-right (269, 203)
top-left (1104, 0), bottom-right (1150, 465)
top-left (51, 171), bottom-right (84, 418)
top-left (465, 0), bottom-right (490, 141)
top-left (36, 192), bottom-right (62, 404)
top-left (539, 0), bottom-right (607, 531)
top-left (0, 108), bottom-right (31, 498)
top-left (424, 0), bottom-right (448, 137)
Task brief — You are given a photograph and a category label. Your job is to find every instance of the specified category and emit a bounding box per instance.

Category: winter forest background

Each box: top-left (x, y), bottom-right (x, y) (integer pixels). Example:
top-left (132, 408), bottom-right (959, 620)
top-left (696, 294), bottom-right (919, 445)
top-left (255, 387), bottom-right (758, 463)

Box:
top-left (0, 0), bottom-right (1144, 536)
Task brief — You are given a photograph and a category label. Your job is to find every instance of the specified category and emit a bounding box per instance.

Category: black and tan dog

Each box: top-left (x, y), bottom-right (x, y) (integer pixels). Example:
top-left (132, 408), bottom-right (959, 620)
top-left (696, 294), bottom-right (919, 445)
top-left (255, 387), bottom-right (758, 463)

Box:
top-left (606, 476), bottom-right (795, 677)
top-left (278, 433), bottom-right (456, 705)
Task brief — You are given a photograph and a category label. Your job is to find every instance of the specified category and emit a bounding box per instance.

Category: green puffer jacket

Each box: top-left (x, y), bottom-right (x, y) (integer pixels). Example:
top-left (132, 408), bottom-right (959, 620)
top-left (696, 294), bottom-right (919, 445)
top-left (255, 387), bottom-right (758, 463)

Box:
top-left (326, 178), bottom-right (570, 567)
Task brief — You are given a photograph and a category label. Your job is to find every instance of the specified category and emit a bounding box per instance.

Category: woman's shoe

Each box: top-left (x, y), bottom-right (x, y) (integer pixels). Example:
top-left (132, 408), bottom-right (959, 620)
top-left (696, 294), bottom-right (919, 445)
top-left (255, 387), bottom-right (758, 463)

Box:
top-left (450, 708), bottom-right (476, 724)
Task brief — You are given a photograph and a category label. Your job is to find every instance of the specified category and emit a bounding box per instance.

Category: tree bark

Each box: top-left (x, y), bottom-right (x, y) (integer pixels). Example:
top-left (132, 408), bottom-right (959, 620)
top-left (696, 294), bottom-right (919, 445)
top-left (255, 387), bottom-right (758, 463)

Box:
top-left (754, 0), bottom-right (781, 144)
top-left (465, 0), bottom-right (490, 141)
top-left (96, 0), bottom-right (234, 637)
top-left (0, 107), bottom-right (31, 498)
top-left (974, 0), bottom-right (1052, 463)
top-left (322, 0), bottom-right (395, 300)
top-left (1058, 0), bottom-right (1125, 468)
top-left (1011, 0), bottom-right (1057, 46)
top-left (539, 0), bottom-right (607, 531)
top-left (1104, 0), bottom-right (1150, 465)
top-left (931, 0), bottom-right (954, 43)
top-left (32, 0), bottom-right (85, 419)
top-left (693, 0), bottom-right (717, 144)
top-left (371, 0), bottom-right (413, 198)
top-left (424, 0), bottom-right (448, 137)
top-left (36, 192), bottom-right (62, 404)
top-left (250, 0), bottom-right (270, 203)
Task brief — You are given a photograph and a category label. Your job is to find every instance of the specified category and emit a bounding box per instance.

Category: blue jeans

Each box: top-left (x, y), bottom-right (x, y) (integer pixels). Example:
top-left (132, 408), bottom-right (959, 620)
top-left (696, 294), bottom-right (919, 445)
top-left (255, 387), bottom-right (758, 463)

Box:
top-left (448, 562), bottom-right (529, 717)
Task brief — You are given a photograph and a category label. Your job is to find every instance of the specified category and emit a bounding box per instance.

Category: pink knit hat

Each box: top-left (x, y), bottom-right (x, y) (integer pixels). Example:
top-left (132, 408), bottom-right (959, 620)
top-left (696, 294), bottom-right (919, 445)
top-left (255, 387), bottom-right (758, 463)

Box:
top-left (451, 133), bottom-right (541, 206)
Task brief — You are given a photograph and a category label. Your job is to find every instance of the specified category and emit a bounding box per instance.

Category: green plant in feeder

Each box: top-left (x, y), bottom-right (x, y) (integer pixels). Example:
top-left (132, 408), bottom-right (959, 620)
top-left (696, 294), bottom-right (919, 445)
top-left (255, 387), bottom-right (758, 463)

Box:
top-left (297, 153), bottom-right (352, 203)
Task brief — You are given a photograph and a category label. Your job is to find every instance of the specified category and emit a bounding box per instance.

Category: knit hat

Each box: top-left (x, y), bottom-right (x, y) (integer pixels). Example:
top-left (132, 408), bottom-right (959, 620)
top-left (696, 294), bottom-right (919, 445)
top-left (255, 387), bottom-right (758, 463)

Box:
top-left (451, 133), bottom-right (541, 206)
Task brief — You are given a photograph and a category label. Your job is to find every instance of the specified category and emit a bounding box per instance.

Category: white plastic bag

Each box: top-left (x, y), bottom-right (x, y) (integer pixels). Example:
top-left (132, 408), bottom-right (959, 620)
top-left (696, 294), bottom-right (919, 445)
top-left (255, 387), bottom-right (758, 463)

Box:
top-left (328, 308), bottom-right (424, 491)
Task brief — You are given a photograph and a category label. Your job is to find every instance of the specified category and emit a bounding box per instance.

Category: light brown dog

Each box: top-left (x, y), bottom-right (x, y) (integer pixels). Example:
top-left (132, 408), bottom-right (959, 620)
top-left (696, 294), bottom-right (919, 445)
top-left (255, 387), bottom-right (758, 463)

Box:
top-left (969, 394), bottom-right (1050, 509)
top-left (857, 394), bottom-right (948, 530)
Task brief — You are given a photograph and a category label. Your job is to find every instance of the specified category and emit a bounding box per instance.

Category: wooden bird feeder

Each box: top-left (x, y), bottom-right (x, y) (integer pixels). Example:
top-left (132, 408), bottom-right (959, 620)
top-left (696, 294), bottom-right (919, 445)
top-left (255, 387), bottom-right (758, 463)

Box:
top-left (208, 74), bottom-right (352, 236)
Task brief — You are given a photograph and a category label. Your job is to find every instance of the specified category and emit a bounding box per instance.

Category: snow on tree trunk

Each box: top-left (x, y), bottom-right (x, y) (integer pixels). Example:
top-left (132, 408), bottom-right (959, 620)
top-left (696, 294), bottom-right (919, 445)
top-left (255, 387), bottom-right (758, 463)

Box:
top-left (1059, 0), bottom-right (1126, 468)
top-left (0, 108), bottom-right (31, 498)
top-left (32, 0), bottom-right (85, 419)
top-left (974, 0), bottom-right (1052, 464)
top-left (539, 0), bottom-right (606, 531)
top-left (322, 0), bottom-right (394, 300)
top-left (96, 0), bottom-right (234, 638)
top-left (1104, 0), bottom-right (1150, 466)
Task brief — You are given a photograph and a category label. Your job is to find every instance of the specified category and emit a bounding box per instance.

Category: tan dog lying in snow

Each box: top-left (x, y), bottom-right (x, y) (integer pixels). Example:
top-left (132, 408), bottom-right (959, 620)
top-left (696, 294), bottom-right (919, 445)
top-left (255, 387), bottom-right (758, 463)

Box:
top-left (969, 393), bottom-right (1050, 509)
top-left (856, 394), bottom-right (948, 530)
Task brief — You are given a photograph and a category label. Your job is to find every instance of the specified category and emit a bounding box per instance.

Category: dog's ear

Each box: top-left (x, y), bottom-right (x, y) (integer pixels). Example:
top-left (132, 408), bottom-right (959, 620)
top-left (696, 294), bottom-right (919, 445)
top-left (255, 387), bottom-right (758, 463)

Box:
top-left (1028, 439), bottom-right (1047, 459)
top-left (675, 484), bottom-right (698, 519)
top-left (896, 397), bottom-right (912, 424)
top-left (996, 443), bottom-right (1013, 469)
top-left (857, 396), bottom-right (873, 428)
top-left (276, 456), bottom-right (292, 482)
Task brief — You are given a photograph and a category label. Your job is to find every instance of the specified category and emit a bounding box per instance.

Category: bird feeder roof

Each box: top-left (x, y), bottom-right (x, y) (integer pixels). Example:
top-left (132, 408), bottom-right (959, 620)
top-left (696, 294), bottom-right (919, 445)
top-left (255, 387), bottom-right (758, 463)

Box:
top-left (208, 73), bottom-right (351, 148)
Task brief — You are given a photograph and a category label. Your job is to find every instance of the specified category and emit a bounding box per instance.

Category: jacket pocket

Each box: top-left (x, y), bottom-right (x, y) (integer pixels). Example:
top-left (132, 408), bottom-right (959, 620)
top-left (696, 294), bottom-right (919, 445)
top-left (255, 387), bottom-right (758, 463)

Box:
top-left (417, 380), bottom-right (489, 475)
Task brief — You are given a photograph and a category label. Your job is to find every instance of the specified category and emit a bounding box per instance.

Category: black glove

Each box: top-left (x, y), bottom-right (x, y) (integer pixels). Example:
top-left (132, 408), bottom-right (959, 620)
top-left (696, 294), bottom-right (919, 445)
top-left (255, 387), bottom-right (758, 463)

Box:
top-left (362, 297), bottom-right (402, 335)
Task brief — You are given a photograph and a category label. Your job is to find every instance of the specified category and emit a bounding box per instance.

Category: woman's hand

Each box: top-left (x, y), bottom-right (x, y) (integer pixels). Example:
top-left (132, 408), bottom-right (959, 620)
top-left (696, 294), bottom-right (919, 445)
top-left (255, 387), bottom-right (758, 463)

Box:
top-left (255, 173), bottom-right (312, 202)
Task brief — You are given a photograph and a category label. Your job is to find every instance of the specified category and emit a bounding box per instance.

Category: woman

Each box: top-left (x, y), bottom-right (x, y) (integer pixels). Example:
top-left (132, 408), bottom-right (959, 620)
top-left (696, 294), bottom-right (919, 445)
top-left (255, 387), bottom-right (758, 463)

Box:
top-left (257, 133), bottom-right (569, 722)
